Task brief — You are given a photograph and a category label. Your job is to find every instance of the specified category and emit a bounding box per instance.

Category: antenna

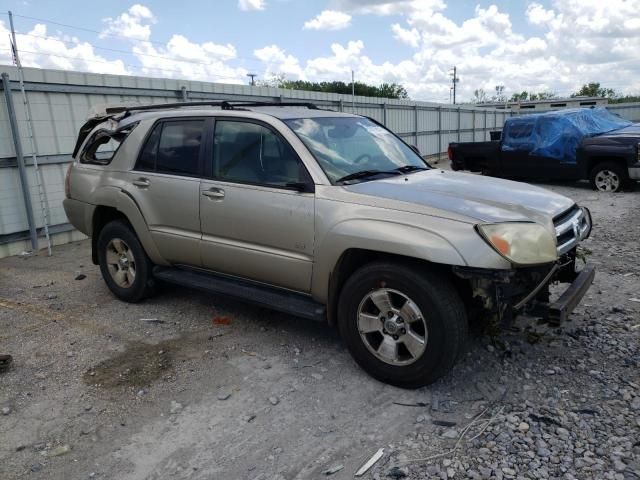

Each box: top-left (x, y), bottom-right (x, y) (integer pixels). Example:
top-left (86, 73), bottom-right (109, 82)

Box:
top-left (449, 66), bottom-right (459, 105)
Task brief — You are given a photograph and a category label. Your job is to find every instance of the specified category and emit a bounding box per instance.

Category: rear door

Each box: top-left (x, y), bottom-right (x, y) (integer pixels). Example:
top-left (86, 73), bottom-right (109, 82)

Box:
top-left (124, 118), bottom-right (207, 266)
top-left (199, 118), bottom-right (315, 292)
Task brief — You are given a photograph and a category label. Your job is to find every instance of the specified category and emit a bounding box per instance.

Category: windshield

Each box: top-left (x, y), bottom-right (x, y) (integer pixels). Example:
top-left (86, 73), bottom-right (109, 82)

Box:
top-left (284, 116), bottom-right (428, 183)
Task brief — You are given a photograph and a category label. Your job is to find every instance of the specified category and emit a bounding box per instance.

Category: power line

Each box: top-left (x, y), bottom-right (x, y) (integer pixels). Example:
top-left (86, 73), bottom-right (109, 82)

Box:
top-left (1, 47), bottom-right (247, 83)
top-left (15, 30), bottom-right (253, 71)
top-left (9, 12), bottom-right (265, 65)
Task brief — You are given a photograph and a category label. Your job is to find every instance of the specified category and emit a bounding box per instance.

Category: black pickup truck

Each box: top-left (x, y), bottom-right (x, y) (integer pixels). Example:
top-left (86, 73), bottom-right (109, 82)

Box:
top-left (449, 108), bottom-right (640, 192)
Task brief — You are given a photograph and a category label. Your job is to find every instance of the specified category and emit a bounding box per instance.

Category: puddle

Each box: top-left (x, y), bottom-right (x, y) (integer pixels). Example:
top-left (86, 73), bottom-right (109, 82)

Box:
top-left (83, 341), bottom-right (174, 388)
top-left (82, 332), bottom-right (223, 388)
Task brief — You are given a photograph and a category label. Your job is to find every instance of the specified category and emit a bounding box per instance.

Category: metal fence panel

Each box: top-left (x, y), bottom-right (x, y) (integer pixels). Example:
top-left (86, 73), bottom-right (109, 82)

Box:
top-left (0, 65), bottom-right (629, 253)
top-left (608, 103), bottom-right (640, 122)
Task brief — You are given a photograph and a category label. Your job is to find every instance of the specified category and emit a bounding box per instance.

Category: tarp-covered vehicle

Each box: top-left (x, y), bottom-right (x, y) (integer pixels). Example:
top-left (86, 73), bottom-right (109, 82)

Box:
top-left (449, 107), bottom-right (640, 192)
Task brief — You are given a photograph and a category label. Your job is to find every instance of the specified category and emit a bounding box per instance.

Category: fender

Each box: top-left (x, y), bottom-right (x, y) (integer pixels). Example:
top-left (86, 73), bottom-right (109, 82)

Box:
top-left (91, 186), bottom-right (168, 266)
top-left (311, 219), bottom-right (466, 302)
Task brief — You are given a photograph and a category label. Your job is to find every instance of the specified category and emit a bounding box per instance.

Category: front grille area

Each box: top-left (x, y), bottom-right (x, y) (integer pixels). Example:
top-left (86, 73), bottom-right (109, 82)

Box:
top-left (553, 205), bottom-right (591, 255)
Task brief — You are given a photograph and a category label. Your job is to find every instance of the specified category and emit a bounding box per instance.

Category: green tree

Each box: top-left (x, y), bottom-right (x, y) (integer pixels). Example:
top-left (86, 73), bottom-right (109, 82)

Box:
top-left (377, 83), bottom-right (409, 99)
top-left (473, 88), bottom-right (487, 103)
top-left (510, 91), bottom-right (529, 102)
top-left (509, 91), bottom-right (557, 102)
top-left (571, 82), bottom-right (617, 99)
top-left (609, 95), bottom-right (640, 104)
top-left (260, 76), bottom-right (409, 99)
top-left (535, 91), bottom-right (557, 100)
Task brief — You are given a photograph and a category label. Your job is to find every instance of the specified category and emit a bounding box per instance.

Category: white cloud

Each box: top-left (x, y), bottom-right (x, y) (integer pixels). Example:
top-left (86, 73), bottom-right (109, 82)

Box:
top-left (391, 24), bottom-right (420, 48)
top-left (101, 4), bottom-right (155, 41)
top-left (0, 21), bottom-right (128, 75)
top-left (332, 0), bottom-right (445, 16)
top-left (254, 44), bottom-right (304, 78)
top-left (238, 0), bottom-right (265, 11)
top-left (304, 10), bottom-right (352, 31)
top-left (526, 3), bottom-right (555, 25)
top-left (4, 1), bottom-right (640, 102)
top-left (314, 0), bottom-right (640, 100)
top-left (0, 6), bottom-right (248, 85)
top-left (100, 5), bottom-right (247, 83)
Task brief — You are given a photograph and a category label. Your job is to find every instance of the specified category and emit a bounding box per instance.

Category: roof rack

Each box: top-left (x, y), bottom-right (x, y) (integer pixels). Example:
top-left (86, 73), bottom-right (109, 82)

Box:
top-left (105, 100), bottom-right (320, 116)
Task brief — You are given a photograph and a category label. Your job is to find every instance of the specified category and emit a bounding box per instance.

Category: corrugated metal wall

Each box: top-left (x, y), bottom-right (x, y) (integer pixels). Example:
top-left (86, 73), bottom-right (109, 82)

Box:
top-left (2, 64), bottom-right (639, 257)
top-left (0, 65), bottom-right (515, 256)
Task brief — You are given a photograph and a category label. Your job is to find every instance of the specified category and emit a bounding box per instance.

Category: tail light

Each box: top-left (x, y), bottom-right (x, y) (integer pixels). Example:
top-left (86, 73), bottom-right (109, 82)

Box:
top-left (64, 162), bottom-right (72, 199)
top-left (447, 145), bottom-right (453, 160)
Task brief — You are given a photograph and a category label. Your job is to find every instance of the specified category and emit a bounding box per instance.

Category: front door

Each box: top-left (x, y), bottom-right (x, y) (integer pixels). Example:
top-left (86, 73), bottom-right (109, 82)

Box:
top-left (199, 118), bottom-right (315, 292)
top-left (124, 118), bottom-right (206, 266)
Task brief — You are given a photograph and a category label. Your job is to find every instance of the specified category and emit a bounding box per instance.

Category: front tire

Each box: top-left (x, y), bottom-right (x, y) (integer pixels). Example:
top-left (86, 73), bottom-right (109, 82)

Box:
top-left (337, 262), bottom-right (467, 388)
top-left (97, 220), bottom-right (155, 302)
top-left (589, 162), bottom-right (627, 192)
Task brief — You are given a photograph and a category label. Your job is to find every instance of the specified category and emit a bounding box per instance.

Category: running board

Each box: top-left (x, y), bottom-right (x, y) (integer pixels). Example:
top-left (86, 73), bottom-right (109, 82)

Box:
top-left (152, 266), bottom-right (326, 321)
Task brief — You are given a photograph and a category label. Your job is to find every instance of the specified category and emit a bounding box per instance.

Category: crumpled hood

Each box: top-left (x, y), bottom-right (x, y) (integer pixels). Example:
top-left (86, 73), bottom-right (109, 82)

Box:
top-left (344, 169), bottom-right (574, 225)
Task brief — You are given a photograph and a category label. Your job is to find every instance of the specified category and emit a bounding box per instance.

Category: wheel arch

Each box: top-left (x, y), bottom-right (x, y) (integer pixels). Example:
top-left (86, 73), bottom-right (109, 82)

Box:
top-left (325, 248), bottom-right (467, 326)
top-left (90, 188), bottom-right (167, 266)
top-left (587, 156), bottom-right (628, 177)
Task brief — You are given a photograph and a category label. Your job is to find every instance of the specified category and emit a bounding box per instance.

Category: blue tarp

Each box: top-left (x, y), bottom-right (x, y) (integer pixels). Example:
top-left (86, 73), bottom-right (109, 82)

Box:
top-left (501, 107), bottom-right (632, 162)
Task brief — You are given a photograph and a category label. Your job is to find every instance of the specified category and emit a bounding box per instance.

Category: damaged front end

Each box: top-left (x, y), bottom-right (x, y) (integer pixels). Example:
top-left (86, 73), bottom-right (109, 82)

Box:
top-left (454, 248), bottom-right (595, 325)
top-left (457, 204), bottom-right (595, 325)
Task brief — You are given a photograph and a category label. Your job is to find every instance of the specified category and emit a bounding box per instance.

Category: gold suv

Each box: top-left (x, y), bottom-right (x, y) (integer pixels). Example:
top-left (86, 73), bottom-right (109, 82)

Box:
top-left (64, 101), bottom-right (594, 387)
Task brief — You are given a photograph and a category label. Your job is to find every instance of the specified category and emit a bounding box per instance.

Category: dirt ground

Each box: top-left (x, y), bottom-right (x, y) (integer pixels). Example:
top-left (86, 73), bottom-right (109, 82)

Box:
top-left (0, 178), bottom-right (639, 480)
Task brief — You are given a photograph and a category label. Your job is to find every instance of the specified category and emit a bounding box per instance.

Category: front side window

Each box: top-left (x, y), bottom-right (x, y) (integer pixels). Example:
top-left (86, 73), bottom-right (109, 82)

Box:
top-left (134, 120), bottom-right (204, 176)
top-left (213, 120), bottom-right (308, 187)
top-left (284, 117), bottom-right (427, 183)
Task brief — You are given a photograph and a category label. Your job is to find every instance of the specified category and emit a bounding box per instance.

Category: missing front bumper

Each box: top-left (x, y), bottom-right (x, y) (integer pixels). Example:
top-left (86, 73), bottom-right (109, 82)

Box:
top-left (529, 264), bottom-right (595, 323)
top-left (453, 260), bottom-right (596, 324)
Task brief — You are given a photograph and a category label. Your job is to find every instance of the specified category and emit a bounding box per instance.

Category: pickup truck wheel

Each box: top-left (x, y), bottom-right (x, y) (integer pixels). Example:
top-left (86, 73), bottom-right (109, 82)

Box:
top-left (97, 220), bottom-right (155, 303)
top-left (590, 162), bottom-right (627, 192)
top-left (338, 262), bottom-right (467, 388)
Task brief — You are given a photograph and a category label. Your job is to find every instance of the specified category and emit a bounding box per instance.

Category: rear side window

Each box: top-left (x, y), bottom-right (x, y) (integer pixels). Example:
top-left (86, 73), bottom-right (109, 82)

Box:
top-left (81, 125), bottom-right (135, 165)
top-left (134, 120), bottom-right (204, 176)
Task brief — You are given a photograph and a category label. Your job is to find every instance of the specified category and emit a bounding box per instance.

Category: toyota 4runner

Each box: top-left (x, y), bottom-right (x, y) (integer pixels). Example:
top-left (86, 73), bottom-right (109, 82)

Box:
top-left (63, 101), bottom-right (595, 388)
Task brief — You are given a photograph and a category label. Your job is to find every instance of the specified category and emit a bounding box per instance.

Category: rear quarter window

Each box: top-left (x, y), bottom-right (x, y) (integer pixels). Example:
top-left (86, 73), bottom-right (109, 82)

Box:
top-left (80, 124), bottom-right (136, 165)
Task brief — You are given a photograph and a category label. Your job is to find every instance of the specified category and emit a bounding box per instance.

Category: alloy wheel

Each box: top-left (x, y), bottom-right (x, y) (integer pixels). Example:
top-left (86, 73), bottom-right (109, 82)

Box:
top-left (105, 238), bottom-right (136, 288)
top-left (357, 288), bottom-right (428, 366)
top-left (594, 169), bottom-right (620, 192)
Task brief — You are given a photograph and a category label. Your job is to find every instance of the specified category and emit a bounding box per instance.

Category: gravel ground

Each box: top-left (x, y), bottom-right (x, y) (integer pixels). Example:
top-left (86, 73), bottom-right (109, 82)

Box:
top-left (0, 179), bottom-right (638, 480)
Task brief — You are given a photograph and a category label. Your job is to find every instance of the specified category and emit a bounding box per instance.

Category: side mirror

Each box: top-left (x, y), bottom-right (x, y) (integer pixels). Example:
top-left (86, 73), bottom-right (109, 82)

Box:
top-left (409, 144), bottom-right (422, 156)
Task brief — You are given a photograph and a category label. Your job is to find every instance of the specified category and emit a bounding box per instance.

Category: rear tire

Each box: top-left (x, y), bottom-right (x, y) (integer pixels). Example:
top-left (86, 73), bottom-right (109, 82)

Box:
top-left (97, 220), bottom-right (155, 302)
top-left (589, 162), bottom-right (627, 192)
top-left (337, 262), bottom-right (467, 388)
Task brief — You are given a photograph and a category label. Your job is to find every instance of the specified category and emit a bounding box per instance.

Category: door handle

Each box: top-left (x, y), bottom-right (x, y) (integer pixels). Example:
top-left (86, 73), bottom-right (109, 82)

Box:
top-left (202, 188), bottom-right (225, 199)
top-left (132, 178), bottom-right (150, 188)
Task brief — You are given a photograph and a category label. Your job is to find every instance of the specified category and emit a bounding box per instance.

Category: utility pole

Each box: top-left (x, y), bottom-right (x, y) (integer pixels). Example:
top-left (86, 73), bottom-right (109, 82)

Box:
top-left (8, 10), bottom-right (52, 255)
top-left (450, 66), bottom-right (458, 105)
top-left (246, 73), bottom-right (257, 86)
top-left (351, 70), bottom-right (355, 111)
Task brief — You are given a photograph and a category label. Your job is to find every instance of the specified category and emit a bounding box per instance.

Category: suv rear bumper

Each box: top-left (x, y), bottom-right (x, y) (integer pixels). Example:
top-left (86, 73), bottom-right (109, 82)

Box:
top-left (628, 162), bottom-right (640, 180)
top-left (63, 198), bottom-right (95, 236)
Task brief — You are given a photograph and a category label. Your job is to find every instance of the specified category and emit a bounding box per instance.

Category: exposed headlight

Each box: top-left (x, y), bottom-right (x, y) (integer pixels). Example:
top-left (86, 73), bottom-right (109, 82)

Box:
top-left (476, 222), bottom-right (557, 265)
